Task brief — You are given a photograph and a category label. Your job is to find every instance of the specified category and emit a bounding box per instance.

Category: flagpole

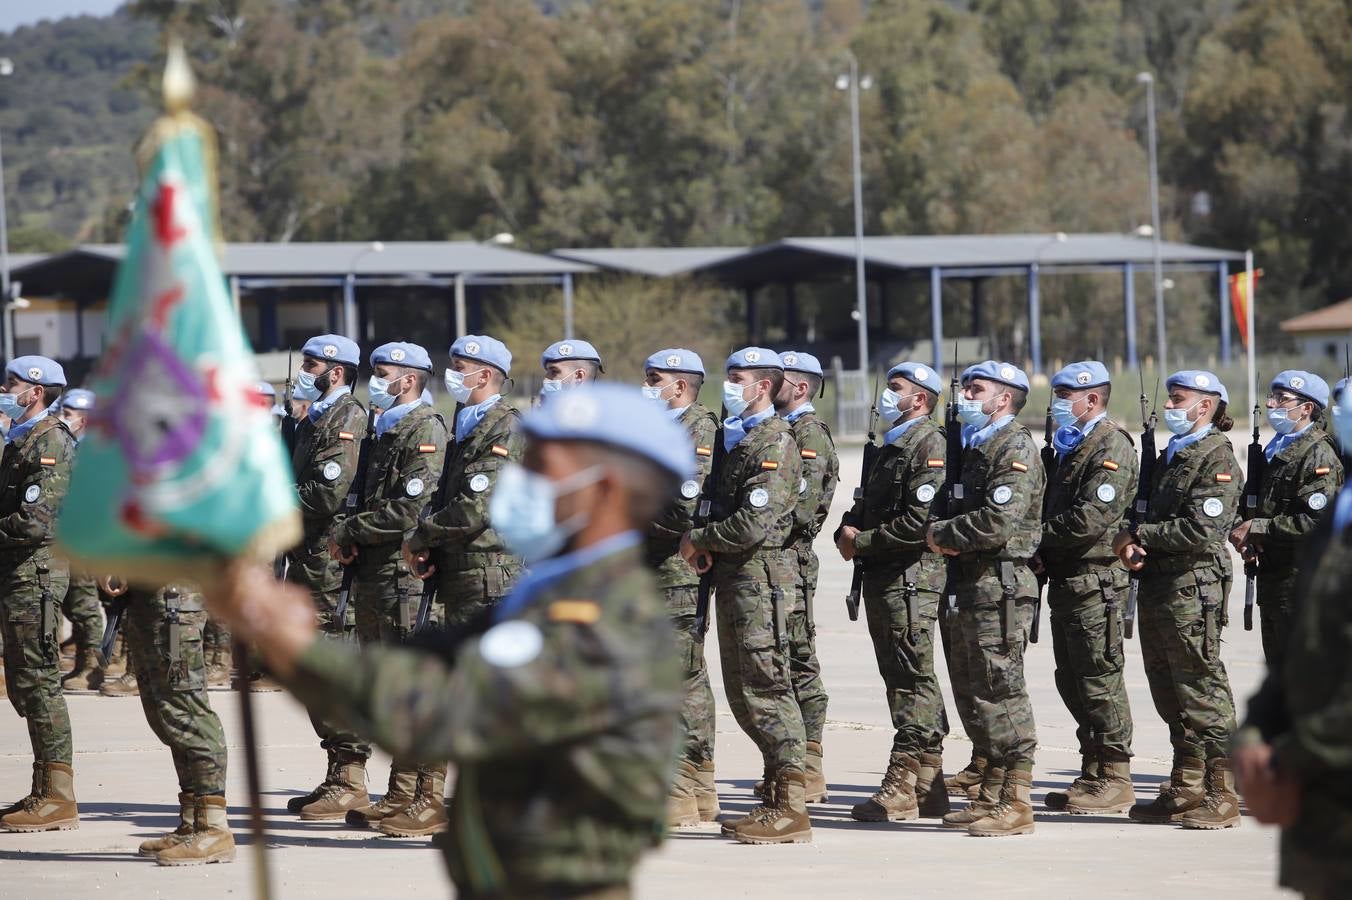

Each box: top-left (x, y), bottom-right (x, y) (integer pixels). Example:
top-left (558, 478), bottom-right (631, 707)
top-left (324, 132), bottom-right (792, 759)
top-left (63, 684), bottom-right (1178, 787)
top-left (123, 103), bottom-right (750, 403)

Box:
top-left (1246, 249), bottom-right (1256, 433)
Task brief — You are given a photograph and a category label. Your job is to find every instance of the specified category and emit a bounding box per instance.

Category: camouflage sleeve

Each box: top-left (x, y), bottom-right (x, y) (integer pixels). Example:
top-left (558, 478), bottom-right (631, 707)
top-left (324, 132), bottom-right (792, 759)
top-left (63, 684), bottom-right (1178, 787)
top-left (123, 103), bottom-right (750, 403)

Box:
top-left (1270, 664), bottom-right (1352, 775)
top-left (932, 432), bottom-right (1040, 553)
top-left (792, 423), bottom-right (837, 538)
top-left (0, 428), bottom-right (72, 545)
top-left (296, 406), bottom-right (365, 521)
top-left (1040, 432), bottom-right (1137, 551)
top-left (854, 431), bottom-right (944, 557)
top-left (650, 413), bottom-right (713, 541)
top-left (1136, 443), bottom-right (1242, 553)
top-left (1248, 441), bottom-right (1343, 543)
top-left (688, 431), bottom-right (797, 554)
top-left (334, 417), bottom-right (448, 547)
top-left (416, 415), bottom-right (523, 551)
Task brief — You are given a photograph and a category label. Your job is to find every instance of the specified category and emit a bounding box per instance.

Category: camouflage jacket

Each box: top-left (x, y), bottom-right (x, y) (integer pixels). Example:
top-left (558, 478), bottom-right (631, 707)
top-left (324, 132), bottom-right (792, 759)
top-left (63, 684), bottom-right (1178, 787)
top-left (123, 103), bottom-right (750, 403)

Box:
top-left (1039, 419), bottom-right (1138, 579)
top-left (1243, 426), bottom-right (1343, 566)
top-left (1132, 429), bottom-right (1241, 578)
top-left (331, 404), bottom-right (448, 550)
top-left (788, 410), bottom-right (839, 550)
top-left (412, 400), bottom-right (524, 563)
top-left (0, 414), bottom-right (75, 556)
top-left (291, 391), bottom-right (368, 545)
top-left (839, 417), bottom-right (946, 584)
top-left (646, 402), bottom-right (718, 589)
top-left (931, 420), bottom-right (1045, 566)
top-left (687, 413), bottom-right (800, 574)
top-left (288, 543), bottom-right (681, 895)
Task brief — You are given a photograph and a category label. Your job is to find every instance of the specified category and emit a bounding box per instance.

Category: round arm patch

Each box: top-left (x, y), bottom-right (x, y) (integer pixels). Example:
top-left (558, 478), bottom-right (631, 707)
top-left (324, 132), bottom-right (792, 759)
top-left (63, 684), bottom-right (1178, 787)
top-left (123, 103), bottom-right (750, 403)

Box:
top-left (1308, 491), bottom-right (1328, 511)
top-left (478, 620), bottom-right (543, 668)
top-left (406, 477), bottom-right (425, 498)
top-left (322, 461), bottom-right (342, 482)
top-left (992, 485), bottom-right (1013, 505)
top-left (1095, 483), bottom-right (1116, 503)
top-left (1202, 497), bottom-right (1224, 518)
top-left (469, 473), bottom-right (491, 493)
top-left (749, 487), bottom-right (769, 508)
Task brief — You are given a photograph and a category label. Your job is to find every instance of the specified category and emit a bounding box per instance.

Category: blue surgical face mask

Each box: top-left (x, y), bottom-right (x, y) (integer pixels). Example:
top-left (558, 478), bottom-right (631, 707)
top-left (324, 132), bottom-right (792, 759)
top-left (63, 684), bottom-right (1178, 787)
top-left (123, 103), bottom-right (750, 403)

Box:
top-left (1050, 396), bottom-right (1082, 430)
top-left (540, 378), bottom-right (564, 395)
top-left (368, 376), bottom-right (398, 411)
top-left (444, 367), bottom-right (485, 405)
top-left (1163, 399), bottom-right (1203, 436)
top-left (1267, 405), bottom-right (1300, 435)
top-left (489, 462), bottom-right (605, 564)
top-left (723, 380), bottom-right (752, 418)
top-left (642, 383), bottom-right (675, 404)
top-left (293, 370), bottom-right (322, 402)
top-left (879, 389), bottom-right (902, 425)
top-left (0, 385), bottom-right (35, 421)
top-left (957, 397), bottom-right (991, 429)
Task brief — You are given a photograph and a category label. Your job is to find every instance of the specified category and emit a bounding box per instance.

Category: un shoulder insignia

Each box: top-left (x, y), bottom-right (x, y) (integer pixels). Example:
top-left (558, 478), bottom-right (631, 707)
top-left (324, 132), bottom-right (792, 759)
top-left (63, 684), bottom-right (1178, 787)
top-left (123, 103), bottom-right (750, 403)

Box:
top-left (749, 488), bottom-right (769, 508)
top-left (1202, 497), bottom-right (1224, 518)
top-left (1096, 483), bottom-right (1116, 503)
top-left (680, 479), bottom-right (700, 499)
top-left (1308, 492), bottom-right (1328, 511)
top-left (479, 621), bottom-right (543, 668)
top-left (469, 473), bottom-right (491, 493)
top-left (992, 485), bottom-right (1013, 505)
top-left (916, 483), bottom-right (936, 504)
top-left (23, 485), bottom-right (39, 503)
top-left (406, 477), bottom-right (425, 497)
top-left (322, 461), bottom-right (342, 482)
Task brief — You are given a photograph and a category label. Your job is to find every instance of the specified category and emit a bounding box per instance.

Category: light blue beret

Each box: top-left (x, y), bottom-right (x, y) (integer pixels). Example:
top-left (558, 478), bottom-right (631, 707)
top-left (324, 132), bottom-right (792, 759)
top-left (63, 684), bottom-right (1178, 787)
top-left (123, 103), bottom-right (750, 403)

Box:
top-left (1335, 377), bottom-right (1349, 401)
top-left (780, 351), bottom-right (823, 377)
top-left (726, 347), bottom-right (783, 371)
top-left (887, 361), bottom-right (943, 395)
top-left (645, 348), bottom-right (705, 377)
top-left (1052, 360), bottom-right (1111, 391)
top-left (541, 339), bottom-right (603, 371)
top-left (1271, 370), bottom-right (1329, 408)
top-left (58, 388), bottom-right (95, 411)
top-left (8, 355), bottom-right (65, 387)
top-left (370, 342), bottom-right (432, 372)
top-left (255, 381), bottom-right (276, 398)
top-left (524, 384), bottom-right (694, 482)
top-left (301, 334), bottom-right (361, 367)
top-left (452, 334), bottom-right (512, 376)
top-left (961, 360), bottom-right (1029, 392)
top-left (1167, 370), bottom-right (1229, 405)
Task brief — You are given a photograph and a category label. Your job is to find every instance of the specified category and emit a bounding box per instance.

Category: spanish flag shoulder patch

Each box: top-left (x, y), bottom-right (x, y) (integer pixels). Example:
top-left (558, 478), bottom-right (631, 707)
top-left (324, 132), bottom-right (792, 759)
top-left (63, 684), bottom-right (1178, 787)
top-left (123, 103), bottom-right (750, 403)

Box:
top-left (491, 445), bottom-right (510, 457)
top-left (926, 458), bottom-right (945, 468)
top-left (1315, 466), bottom-right (1331, 476)
top-left (39, 457), bottom-right (56, 466)
top-left (1215, 473), bottom-right (1233, 483)
top-left (801, 449), bottom-right (818, 459)
top-left (761, 460), bottom-right (779, 470)
top-left (338, 431), bottom-right (355, 441)
top-left (418, 443), bottom-right (437, 453)
top-left (548, 599), bottom-right (601, 624)
top-left (1011, 461), bottom-right (1029, 473)
top-left (695, 446), bottom-right (713, 457)
top-left (1102, 460), bottom-right (1120, 471)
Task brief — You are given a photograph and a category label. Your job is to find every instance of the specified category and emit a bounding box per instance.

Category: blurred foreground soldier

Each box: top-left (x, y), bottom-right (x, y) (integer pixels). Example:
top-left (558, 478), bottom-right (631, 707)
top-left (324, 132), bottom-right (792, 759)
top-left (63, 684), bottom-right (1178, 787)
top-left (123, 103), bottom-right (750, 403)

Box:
top-left (327, 342), bottom-right (448, 835)
top-left (641, 348), bottom-right (720, 826)
top-left (680, 348), bottom-right (810, 845)
top-left (54, 389), bottom-right (105, 692)
top-left (105, 579), bottom-right (232, 865)
top-left (282, 334), bottom-right (370, 821)
top-left (540, 339), bottom-right (603, 395)
top-left (1114, 370), bottom-right (1242, 829)
top-left (774, 351), bottom-right (837, 803)
top-left (926, 361), bottom-right (1044, 837)
top-left (1228, 371), bottom-right (1342, 668)
top-left (0, 356), bottom-right (79, 832)
top-left (836, 362), bottom-right (951, 821)
top-left (1037, 362), bottom-right (1138, 814)
top-left (206, 383), bottom-right (686, 899)
top-left (1233, 385), bottom-right (1352, 898)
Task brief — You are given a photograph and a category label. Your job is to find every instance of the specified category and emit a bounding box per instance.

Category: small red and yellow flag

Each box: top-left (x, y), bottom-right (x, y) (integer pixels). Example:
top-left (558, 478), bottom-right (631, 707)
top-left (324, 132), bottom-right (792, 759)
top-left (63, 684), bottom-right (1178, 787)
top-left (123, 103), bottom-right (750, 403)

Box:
top-left (1228, 269), bottom-right (1263, 349)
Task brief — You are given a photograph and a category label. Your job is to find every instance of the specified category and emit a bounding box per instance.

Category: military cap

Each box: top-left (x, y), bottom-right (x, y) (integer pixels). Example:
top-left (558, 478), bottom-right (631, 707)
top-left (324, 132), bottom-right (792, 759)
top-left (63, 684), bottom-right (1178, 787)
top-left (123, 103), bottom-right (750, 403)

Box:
top-left (887, 361), bottom-right (943, 395)
top-left (525, 384), bottom-right (694, 482)
top-left (726, 347), bottom-right (783, 371)
top-left (780, 351), bottom-right (823, 377)
top-left (255, 381), bottom-right (276, 398)
top-left (1271, 370), bottom-right (1329, 409)
top-left (1052, 360), bottom-right (1111, 391)
top-left (1167, 370), bottom-right (1229, 405)
top-left (645, 348), bottom-right (704, 377)
top-left (58, 388), bottom-right (95, 411)
top-left (452, 334), bottom-right (512, 376)
top-left (1335, 377), bottom-right (1349, 402)
top-left (370, 342), bottom-right (433, 372)
top-left (7, 355), bottom-right (65, 388)
top-left (541, 339), bottom-right (603, 372)
top-left (301, 334), bottom-right (361, 367)
top-left (961, 360), bottom-right (1029, 392)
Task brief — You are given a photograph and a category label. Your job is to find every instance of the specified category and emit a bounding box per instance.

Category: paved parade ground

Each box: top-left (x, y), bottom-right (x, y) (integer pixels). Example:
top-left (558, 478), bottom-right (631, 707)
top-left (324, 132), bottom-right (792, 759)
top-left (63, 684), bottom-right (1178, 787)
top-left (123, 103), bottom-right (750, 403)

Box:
top-left (0, 442), bottom-right (1285, 899)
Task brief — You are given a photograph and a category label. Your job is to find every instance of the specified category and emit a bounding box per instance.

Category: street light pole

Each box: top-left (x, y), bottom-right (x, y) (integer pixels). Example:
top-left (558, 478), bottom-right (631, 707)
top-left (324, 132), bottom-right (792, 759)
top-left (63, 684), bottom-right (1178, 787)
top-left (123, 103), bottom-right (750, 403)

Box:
top-left (1137, 71), bottom-right (1166, 370)
top-left (0, 57), bottom-right (14, 363)
top-left (838, 52), bottom-right (872, 374)
top-left (342, 241), bottom-right (384, 342)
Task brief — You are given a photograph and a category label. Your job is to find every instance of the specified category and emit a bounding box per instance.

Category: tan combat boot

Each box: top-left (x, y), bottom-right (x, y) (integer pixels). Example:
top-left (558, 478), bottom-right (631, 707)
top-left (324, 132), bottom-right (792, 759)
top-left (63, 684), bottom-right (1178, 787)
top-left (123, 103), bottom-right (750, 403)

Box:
top-left (103, 634), bottom-right (127, 678)
top-left (917, 752), bottom-right (951, 817)
top-left (0, 763), bottom-right (43, 819)
top-left (665, 759), bottom-right (702, 828)
top-left (1129, 757), bottom-right (1205, 823)
top-left (851, 752), bottom-right (920, 822)
top-left (376, 768), bottom-right (448, 837)
top-left (695, 759), bottom-right (720, 822)
top-left (157, 794), bottom-right (234, 866)
top-left (721, 776), bottom-right (776, 835)
top-left (300, 755), bottom-right (370, 821)
top-left (968, 768), bottom-right (1035, 837)
top-left (734, 769), bottom-right (813, 844)
top-left (945, 753), bottom-right (987, 799)
top-left (62, 646), bottom-right (103, 693)
top-left (345, 768), bottom-right (417, 827)
top-left (1067, 749), bottom-right (1135, 815)
top-left (941, 765), bottom-right (1005, 828)
top-left (139, 793), bottom-right (195, 856)
top-left (99, 670), bottom-right (139, 697)
top-left (751, 762), bottom-right (774, 801)
top-left (804, 741), bottom-right (829, 803)
top-left (1044, 754), bottom-right (1097, 811)
top-left (287, 754), bottom-right (336, 814)
top-left (1179, 758), bottom-right (1241, 830)
top-left (0, 762), bottom-right (79, 832)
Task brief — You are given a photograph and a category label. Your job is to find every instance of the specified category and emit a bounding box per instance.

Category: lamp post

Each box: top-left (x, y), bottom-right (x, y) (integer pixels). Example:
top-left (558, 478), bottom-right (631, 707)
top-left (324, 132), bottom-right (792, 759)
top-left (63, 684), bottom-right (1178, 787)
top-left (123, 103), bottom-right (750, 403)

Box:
top-left (342, 241), bottom-right (384, 342)
top-left (836, 52), bottom-right (872, 373)
top-left (0, 57), bottom-right (14, 363)
top-left (1137, 71), bottom-right (1166, 370)
top-left (1027, 232), bottom-right (1067, 373)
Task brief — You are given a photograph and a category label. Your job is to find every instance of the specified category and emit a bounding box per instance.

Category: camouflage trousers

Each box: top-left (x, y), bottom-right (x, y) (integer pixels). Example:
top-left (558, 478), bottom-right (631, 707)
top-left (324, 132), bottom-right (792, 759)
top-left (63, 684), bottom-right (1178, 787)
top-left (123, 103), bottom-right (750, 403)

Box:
top-left (714, 554), bottom-right (806, 773)
top-left (663, 585), bottom-right (715, 765)
top-left (862, 568), bottom-right (947, 757)
top-left (60, 573), bottom-right (103, 650)
top-left (434, 557), bottom-right (517, 629)
top-left (1256, 564), bottom-right (1297, 671)
top-left (0, 555), bottom-right (72, 763)
top-left (938, 598), bottom-right (984, 758)
top-left (1047, 571), bottom-right (1133, 759)
top-left (124, 586), bottom-right (227, 795)
top-left (1137, 568), bottom-right (1236, 761)
top-left (788, 546), bottom-right (829, 746)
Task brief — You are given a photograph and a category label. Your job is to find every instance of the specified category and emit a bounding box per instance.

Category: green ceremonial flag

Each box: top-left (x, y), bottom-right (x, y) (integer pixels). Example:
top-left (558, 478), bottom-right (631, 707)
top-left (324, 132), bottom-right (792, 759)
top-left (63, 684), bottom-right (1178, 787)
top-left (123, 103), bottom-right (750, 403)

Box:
top-left (57, 51), bottom-right (299, 587)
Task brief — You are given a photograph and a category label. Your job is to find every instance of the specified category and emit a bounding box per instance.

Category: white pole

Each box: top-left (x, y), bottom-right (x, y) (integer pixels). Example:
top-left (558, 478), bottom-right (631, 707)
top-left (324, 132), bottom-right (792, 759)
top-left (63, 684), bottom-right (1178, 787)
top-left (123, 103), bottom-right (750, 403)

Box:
top-left (1246, 249), bottom-right (1257, 431)
top-left (848, 52), bottom-right (868, 375)
top-left (454, 273), bottom-right (466, 338)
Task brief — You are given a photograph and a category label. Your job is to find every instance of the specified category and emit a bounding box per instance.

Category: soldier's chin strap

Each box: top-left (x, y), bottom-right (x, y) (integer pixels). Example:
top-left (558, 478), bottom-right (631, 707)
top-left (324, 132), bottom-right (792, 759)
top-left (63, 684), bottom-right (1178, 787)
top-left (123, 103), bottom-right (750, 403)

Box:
top-left (233, 636), bottom-right (274, 900)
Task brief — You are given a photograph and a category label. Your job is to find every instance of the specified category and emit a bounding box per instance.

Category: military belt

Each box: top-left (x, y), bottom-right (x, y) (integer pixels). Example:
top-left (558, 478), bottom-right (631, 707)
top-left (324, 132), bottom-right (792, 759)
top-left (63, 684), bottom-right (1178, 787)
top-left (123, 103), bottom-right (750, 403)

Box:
top-left (1140, 552), bottom-right (1216, 576)
top-left (951, 555), bottom-right (1026, 579)
top-left (1042, 556), bottom-right (1119, 583)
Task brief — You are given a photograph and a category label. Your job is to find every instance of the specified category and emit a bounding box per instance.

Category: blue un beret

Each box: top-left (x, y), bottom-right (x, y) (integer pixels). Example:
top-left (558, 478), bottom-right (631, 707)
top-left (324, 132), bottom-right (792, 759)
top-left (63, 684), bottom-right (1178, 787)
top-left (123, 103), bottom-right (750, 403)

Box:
top-left (58, 388), bottom-right (94, 411)
top-left (645, 348), bottom-right (705, 377)
top-left (301, 334), bottom-right (361, 368)
top-left (524, 384), bottom-right (695, 482)
top-left (1052, 360), bottom-right (1111, 391)
top-left (1335, 377), bottom-right (1349, 402)
top-left (452, 334), bottom-right (512, 376)
top-left (370, 342), bottom-right (433, 372)
top-left (255, 381), bottom-right (276, 398)
top-left (541, 339), bottom-right (603, 372)
top-left (1167, 370), bottom-right (1229, 405)
top-left (726, 347), bottom-right (783, 371)
top-left (780, 351), bottom-right (823, 378)
top-left (1271, 370), bottom-right (1329, 409)
top-left (961, 360), bottom-right (1029, 392)
top-left (8, 355), bottom-right (65, 388)
top-left (887, 361), bottom-right (943, 395)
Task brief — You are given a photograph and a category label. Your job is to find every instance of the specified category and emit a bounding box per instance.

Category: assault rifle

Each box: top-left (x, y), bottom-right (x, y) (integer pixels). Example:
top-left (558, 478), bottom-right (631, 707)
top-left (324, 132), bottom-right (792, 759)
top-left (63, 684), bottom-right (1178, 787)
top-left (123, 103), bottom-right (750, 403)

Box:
top-left (1240, 390), bottom-right (1266, 632)
top-left (1123, 372), bottom-right (1158, 639)
top-left (332, 406), bottom-right (378, 632)
top-left (412, 405), bottom-right (462, 634)
top-left (844, 370), bottom-right (882, 622)
top-left (1032, 403), bottom-right (1054, 644)
top-left (96, 577), bottom-right (127, 664)
top-left (936, 345), bottom-right (964, 620)
top-left (692, 408), bottom-right (729, 637)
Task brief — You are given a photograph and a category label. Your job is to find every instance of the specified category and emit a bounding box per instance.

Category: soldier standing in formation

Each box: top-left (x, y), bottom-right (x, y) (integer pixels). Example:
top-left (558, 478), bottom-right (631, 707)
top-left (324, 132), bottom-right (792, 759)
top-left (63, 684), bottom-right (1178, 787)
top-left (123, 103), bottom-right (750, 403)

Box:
top-left (53, 389), bottom-right (105, 693)
top-left (540, 339), bottom-right (602, 395)
top-left (836, 361), bottom-right (951, 821)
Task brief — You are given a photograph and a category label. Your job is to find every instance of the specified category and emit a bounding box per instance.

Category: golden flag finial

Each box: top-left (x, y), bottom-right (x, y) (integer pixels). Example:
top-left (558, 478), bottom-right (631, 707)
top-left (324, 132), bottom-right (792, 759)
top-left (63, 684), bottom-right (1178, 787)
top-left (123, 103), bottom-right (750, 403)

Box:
top-left (163, 39), bottom-right (195, 114)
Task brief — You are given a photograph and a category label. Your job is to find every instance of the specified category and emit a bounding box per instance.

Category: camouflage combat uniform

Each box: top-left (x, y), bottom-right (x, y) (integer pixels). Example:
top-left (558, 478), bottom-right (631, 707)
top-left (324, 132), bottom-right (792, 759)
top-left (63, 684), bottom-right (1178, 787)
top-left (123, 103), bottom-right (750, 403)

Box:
top-left (60, 574), bottom-right (102, 658)
top-left (287, 541), bottom-right (681, 897)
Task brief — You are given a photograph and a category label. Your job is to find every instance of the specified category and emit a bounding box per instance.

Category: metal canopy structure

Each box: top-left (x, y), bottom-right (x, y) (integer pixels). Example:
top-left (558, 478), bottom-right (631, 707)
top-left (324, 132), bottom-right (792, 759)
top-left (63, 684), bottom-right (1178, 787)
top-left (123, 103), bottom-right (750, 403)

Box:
top-left (549, 246), bottom-right (747, 278)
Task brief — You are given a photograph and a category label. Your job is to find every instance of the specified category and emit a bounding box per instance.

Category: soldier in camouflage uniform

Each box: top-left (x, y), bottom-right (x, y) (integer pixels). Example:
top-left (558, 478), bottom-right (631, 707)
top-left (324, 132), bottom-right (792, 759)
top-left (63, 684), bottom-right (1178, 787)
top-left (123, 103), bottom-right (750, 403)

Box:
top-left (837, 362), bottom-right (951, 822)
top-left (328, 342), bottom-right (448, 836)
top-left (1115, 370), bottom-right (1243, 829)
top-left (681, 348), bottom-right (810, 845)
top-left (51, 389), bottom-right (105, 692)
top-left (540, 339), bottom-right (603, 395)
top-left (281, 334), bottom-right (371, 820)
top-left (773, 351), bottom-right (837, 803)
top-left (1229, 370), bottom-right (1343, 669)
top-left (1036, 362), bottom-right (1138, 814)
top-left (927, 361), bottom-right (1044, 837)
top-left (0, 357), bottom-right (80, 833)
top-left (205, 384), bottom-right (687, 899)
top-left (641, 348), bottom-right (720, 827)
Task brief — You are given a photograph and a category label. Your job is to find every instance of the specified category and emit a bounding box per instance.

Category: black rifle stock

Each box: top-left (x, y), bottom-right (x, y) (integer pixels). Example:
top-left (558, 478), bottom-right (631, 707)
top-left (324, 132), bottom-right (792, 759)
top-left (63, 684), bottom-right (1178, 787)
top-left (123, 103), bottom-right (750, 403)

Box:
top-left (692, 408), bottom-right (729, 637)
top-left (1032, 403), bottom-right (1054, 644)
top-left (845, 370), bottom-right (883, 622)
top-left (1241, 392), bottom-right (1266, 632)
top-left (332, 406), bottom-right (378, 632)
top-left (1123, 374), bottom-right (1158, 639)
top-left (413, 405), bottom-right (462, 635)
top-left (938, 345), bottom-right (964, 620)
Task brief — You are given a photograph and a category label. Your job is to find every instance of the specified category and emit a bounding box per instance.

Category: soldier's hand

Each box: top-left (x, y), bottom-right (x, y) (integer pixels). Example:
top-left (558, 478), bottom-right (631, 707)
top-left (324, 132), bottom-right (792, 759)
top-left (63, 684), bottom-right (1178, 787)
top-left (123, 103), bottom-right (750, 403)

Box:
top-left (1228, 520), bottom-right (1253, 552)
top-left (836, 526), bottom-right (859, 561)
top-left (1232, 743), bottom-right (1300, 826)
top-left (1119, 542), bottom-right (1146, 570)
top-left (100, 575), bottom-right (127, 597)
top-left (404, 543), bottom-right (435, 580)
top-left (329, 539), bottom-right (358, 565)
top-left (1111, 529), bottom-right (1134, 557)
top-left (925, 525), bottom-right (957, 556)
top-left (679, 532), bottom-right (698, 565)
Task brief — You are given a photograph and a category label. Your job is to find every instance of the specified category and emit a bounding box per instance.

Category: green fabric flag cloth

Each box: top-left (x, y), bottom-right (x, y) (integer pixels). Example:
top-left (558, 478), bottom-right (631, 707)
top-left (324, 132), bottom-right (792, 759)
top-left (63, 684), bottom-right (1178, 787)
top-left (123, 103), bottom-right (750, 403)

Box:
top-left (57, 112), bottom-right (299, 587)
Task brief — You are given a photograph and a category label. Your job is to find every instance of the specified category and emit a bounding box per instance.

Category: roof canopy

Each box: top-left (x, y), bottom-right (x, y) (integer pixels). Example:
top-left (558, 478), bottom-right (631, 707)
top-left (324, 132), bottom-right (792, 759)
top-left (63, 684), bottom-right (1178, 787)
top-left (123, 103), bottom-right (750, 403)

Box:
top-left (549, 247), bottom-right (747, 277)
top-left (1280, 297), bottom-right (1352, 333)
